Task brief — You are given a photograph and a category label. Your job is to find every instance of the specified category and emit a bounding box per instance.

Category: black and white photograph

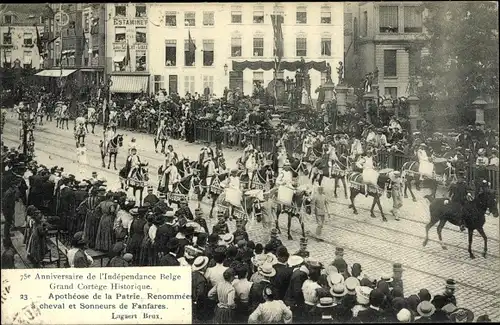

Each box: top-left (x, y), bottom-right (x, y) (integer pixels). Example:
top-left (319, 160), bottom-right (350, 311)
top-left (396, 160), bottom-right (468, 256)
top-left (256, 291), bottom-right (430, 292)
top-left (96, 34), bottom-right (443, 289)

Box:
top-left (1, 2), bottom-right (499, 324)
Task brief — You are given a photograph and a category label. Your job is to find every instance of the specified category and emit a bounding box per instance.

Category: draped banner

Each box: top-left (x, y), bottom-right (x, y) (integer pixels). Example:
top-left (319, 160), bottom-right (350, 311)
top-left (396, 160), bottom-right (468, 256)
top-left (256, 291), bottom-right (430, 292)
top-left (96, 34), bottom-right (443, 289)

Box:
top-left (232, 60), bottom-right (327, 72)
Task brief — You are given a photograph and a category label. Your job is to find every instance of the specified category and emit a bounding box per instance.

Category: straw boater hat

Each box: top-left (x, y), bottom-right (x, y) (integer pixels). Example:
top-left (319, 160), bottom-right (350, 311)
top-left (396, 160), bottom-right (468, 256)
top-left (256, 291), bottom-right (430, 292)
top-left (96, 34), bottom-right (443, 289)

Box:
top-left (219, 233), bottom-right (234, 247)
top-left (327, 273), bottom-right (345, 287)
top-left (316, 297), bottom-right (335, 308)
top-left (330, 283), bottom-right (348, 298)
top-left (417, 301), bottom-right (436, 317)
top-left (192, 256), bottom-right (209, 272)
top-left (258, 263), bottom-right (277, 277)
top-left (380, 275), bottom-right (394, 283)
top-left (287, 255), bottom-right (304, 268)
top-left (355, 286), bottom-right (372, 305)
top-left (129, 208), bottom-right (139, 216)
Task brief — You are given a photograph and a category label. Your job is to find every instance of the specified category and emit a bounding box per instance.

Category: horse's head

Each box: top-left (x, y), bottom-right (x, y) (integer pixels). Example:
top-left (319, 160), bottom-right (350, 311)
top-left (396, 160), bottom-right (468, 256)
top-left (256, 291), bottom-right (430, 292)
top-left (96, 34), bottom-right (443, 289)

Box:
top-left (479, 189), bottom-right (499, 218)
top-left (138, 163), bottom-right (149, 182)
top-left (218, 157), bottom-right (226, 171)
top-left (117, 135), bottom-right (124, 147)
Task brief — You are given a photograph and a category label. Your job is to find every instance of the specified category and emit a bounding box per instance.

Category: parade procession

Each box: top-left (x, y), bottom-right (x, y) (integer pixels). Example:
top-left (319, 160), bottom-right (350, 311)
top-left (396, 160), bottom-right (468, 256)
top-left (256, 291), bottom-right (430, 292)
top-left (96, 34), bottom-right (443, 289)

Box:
top-left (1, 2), bottom-right (499, 324)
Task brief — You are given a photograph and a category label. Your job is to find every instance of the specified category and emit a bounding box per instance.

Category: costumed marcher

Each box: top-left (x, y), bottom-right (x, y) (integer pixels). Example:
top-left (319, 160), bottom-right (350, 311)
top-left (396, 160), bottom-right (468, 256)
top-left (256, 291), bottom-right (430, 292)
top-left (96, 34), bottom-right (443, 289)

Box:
top-left (417, 143), bottom-right (433, 181)
top-left (108, 109), bottom-right (118, 132)
top-left (359, 150), bottom-right (378, 197)
top-left (202, 152), bottom-right (217, 197)
top-left (128, 137), bottom-right (137, 155)
top-left (224, 169), bottom-right (242, 218)
top-left (86, 104), bottom-right (97, 134)
top-left (161, 157), bottom-right (180, 194)
top-left (76, 143), bottom-right (88, 176)
top-left (389, 171), bottom-right (403, 221)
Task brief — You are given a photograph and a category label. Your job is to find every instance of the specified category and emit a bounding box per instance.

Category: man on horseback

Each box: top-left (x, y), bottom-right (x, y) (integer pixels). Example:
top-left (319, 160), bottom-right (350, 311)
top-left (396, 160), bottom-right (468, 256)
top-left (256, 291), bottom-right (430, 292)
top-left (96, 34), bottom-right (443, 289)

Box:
top-left (199, 142), bottom-right (214, 165)
top-left (155, 118), bottom-right (169, 153)
top-left (104, 126), bottom-right (115, 153)
top-left (276, 160), bottom-right (294, 187)
top-left (165, 145), bottom-right (178, 165)
top-left (128, 137), bottom-right (137, 155)
top-left (126, 147), bottom-right (142, 179)
top-left (448, 170), bottom-right (470, 232)
top-left (358, 149), bottom-right (378, 197)
top-left (109, 109), bottom-right (118, 133)
top-left (202, 152), bottom-right (217, 197)
top-left (74, 117), bottom-right (87, 148)
top-left (162, 158), bottom-right (180, 193)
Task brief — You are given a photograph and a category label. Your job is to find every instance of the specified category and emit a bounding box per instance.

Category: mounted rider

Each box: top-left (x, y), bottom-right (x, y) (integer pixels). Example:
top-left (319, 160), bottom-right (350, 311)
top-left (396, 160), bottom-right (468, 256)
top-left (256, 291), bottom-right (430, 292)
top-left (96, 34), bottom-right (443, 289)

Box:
top-left (358, 149), bottom-right (378, 196)
top-left (199, 142), bottom-right (214, 165)
top-left (165, 144), bottom-right (178, 165)
top-left (161, 157), bottom-right (180, 193)
top-left (126, 147), bottom-right (142, 179)
top-left (448, 170), bottom-right (471, 231)
top-left (108, 109), bottom-right (118, 132)
top-left (277, 144), bottom-right (287, 174)
top-left (203, 152), bottom-right (217, 192)
top-left (276, 160), bottom-right (294, 187)
top-left (104, 125), bottom-right (116, 152)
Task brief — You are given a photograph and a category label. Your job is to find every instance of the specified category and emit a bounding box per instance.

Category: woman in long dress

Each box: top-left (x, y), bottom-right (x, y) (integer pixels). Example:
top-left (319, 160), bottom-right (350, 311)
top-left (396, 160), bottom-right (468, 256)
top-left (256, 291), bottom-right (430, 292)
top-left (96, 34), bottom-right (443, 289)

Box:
top-left (26, 211), bottom-right (47, 267)
top-left (128, 208), bottom-right (148, 266)
top-left (77, 143), bottom-right (88, 176)
top-left (94, 192), bottom-right (117, 252)
top-left (80, 187), bottom-right (102, 249)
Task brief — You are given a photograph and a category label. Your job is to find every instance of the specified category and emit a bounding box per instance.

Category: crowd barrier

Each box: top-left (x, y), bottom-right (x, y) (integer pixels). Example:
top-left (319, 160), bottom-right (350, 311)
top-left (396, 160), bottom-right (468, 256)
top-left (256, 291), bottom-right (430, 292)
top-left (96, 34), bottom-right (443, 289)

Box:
top-left (192, 126), bottom-right (499, 191)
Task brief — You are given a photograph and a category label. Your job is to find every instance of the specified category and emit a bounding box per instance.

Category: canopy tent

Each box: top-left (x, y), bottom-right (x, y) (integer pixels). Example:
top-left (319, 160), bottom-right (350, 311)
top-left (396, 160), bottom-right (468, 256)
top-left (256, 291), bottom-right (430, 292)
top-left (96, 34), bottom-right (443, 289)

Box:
top-left (109, 75), bottom-right (149, 94)
top-left (232, 60), bottom-right (327, 72)
top-left (35, 69), bottom-right (77, 77)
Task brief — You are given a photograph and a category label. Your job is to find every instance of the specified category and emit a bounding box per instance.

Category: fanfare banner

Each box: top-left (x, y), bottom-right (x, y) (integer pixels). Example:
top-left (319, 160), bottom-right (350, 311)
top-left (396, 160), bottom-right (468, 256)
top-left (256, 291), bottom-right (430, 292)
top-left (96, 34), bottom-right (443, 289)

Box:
top-left (1, 267), bottom-right (192, 324)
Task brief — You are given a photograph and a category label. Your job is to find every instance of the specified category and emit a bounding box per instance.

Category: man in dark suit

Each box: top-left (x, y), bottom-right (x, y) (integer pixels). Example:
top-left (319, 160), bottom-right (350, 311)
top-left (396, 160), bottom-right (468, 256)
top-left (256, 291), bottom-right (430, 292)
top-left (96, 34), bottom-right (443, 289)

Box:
top-left (248, 263), bottom-right (277, 314)
top-left (154, 211), bottom-right (177, 255)
top-left (284, 261), bottom-right (309, 322)
top-left (57, 177), bottom-right (76, 231)
top-left (193, 209), bottom-right (209, 234)
top-left (143, 186), bottom-right (159, 207)
top-left (355, 289), bottom-right (387, 323)
top-left (158, 238), bottom-right (181, 266)
top-left (272, 246), bottom-right (293, 300)
top-left (191, 256), bottom-right (210, 323)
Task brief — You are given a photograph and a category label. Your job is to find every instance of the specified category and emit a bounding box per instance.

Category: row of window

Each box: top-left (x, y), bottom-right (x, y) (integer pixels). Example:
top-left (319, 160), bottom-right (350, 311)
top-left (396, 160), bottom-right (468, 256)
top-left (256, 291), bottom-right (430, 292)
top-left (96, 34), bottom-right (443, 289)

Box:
top-left (114, 27), bottom-right (146, 43)
top-left (160, 37), bottom-right (332, 67)
top-left (2, 50), bottom-right (33, 68)
top-left (360, 6), bottom-right (423, 36)
top-left (115, 5), bottom-right (147, 18)
top-left (113, 51), bottom-right (147, 72)
top-left (164, 8), bottom-right (332, 27)
top-left (2, 32), bottom-right (35, 46)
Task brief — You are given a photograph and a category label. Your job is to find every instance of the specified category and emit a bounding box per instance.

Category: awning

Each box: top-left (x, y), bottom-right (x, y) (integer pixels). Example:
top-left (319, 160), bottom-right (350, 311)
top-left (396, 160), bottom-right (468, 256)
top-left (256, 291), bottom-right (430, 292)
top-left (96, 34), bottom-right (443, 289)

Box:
top-left (113, 55), bottom-right (125, 63)
top-left (232, 60), bottom-right (327, 72)
top-left (110, 75), bottom-right (149, 94)
top-left (35, 69), bottom-right (77, 77)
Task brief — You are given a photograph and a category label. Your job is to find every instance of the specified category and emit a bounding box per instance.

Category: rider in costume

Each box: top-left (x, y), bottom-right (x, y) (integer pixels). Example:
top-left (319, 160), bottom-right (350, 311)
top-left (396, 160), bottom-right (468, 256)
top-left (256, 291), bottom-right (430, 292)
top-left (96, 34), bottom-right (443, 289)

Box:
top-left (163, 158), bottom-right (180, 193)
top-left (448, 170), bottom-right (469, 232)
top-left (86, 105), bottom-right (97, 134)
top-left (126, 147), bottom-right (142, 179)
top-left (104, 125), bottom-right (115, 153)
top-left (128, 137), bottom-right (137, 155)
top-left (202, 152), bottom-right (216, 197)
top-left (276, 160), bottom-right (294, 187)
top-left (417, 143), bottom-right (431, 181)
top-left (109, 109), bottom-right (118, 133)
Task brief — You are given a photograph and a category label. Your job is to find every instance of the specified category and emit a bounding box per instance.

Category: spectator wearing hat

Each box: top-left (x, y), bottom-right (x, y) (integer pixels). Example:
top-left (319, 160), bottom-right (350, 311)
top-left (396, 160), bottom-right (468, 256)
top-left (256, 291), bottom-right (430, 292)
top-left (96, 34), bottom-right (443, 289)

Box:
top-left (176, 198), bottom-right (194, 221)
top-left (1, 237), bottom-right (16, 269)
top-left (343, 277), bottom-right (360, 311)
top-left (57, 177), bottom-right (76, 232)
top-left (67, 231), bottom-right (93, 268)
top-left (114, 198), bottom-right (134, 241)
top-left (294, 237), bottom-right (310, 259)
top-left (233, 218), bottom-right (249, 243)
top-left (232, 262), bottom-right (254, 322)
top-left (248, 285), bottom-right (292, 324)
top-left (223, 245), bottom-right (238, 267)
top-left (352, 286), bottom-right (372, 318)
top-left (355, 288), bottom-right (386, 323)
top-left (415, 300), bottom-right (436, 323)
top-left (205, 234), bottom-right (220, 263)
top-left (330, 283), bottom-right (353, 323)
top-left (397, 308), bottom-right (413, 323)
top-left (143, 186), bottom-right (159, 207)
top-left (212, 213), bottom-right (230, 236)
top-left (488, 148), bottom-right (498, 167)
top-left (138, 213), bottom-right (156, 266)
top-left (313, 296), bottom-right (336, 323)
top-left (443, 279), bottom-right (457, 306)
top-left (107, 242), bottom-right (130, 267)
top-left (248, 263), bottom-right (277, 314)
top-left (332, 257), bottom-right (351, 280)
top-left (476, 314), bottom-right (491, 323)
top-left (208, 268), bottom-right (236, 323)
top-left (272, 246), bottom-right (293, 301)
top-left (205, 246), bottom-right (229, 287)
top-left (284, 259), bottom-right (310, 322)
top-left (219, 233), bottom-right (235, 249)
top-left (429, 294), bottom-right (450, 322)
top-left (158, 238), bottom-right (181, 266)
top-left (125, 207), bottom-right (147, 266)
top-left (155, 211), bottom-right (177, 256)
top-left (192, 256), bottom-right (210, 323)
top-left (193, 209), bottom-right (209, 234)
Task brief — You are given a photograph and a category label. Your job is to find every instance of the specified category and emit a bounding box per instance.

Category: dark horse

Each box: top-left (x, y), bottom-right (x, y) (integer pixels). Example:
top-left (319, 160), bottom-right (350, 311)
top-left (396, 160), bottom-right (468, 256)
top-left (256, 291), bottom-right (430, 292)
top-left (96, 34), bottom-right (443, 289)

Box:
top-left (347, 170), bottom-right (392, 221)
top-left (401, 159), bottom-right (456, 201)
top-left (168, 174), bottom-right (195, 206)
top-left (272, 187), bottom-right (312, 240)
top-left (206, 172), bottom-right (230, 218)
top-left (119, 163), bottom-right (149, 205)
top-left (100, 134), bottom-right (124, 170)
top-left (251, 165), bottom-right (275, 191)
top-left (423, 188), bottom-right (498, 259)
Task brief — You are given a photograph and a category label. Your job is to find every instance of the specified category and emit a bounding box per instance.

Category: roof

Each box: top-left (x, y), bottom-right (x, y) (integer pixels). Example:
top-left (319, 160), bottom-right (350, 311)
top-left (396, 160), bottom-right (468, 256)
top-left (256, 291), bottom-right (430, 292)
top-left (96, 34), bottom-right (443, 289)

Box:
top-left (1, 4), bottom-right (54, 25)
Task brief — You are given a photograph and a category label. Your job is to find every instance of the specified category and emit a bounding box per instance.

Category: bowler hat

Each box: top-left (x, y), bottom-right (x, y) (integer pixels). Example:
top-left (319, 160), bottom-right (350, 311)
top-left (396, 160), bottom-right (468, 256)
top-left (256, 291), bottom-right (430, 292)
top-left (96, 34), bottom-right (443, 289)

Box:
top-left (72, 231), bottom-right (86, 246)
top-left (446, 278), bottom-right (456, 290)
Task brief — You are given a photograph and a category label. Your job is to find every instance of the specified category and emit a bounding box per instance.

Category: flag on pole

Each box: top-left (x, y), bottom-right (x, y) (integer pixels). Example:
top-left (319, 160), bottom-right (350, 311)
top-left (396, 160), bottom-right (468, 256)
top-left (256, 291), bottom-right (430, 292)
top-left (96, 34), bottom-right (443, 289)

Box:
top-left (188, 30), bottom-right (196, 64)
top-left (271, 14), bottom-right (284, 62)
top-left (123, 41), bottom-right (131, 67)
top-left (35, 25), bottom-right (44, 57)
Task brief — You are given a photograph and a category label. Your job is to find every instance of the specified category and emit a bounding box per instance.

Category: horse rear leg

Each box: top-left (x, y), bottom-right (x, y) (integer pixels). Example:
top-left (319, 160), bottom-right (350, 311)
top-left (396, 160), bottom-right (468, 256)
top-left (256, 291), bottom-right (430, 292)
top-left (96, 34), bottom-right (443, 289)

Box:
top-left (154, 139), bottom-right (158, 153)
top-left (161, 140), bottom-right (166, 154)
top-left (349, 189), bottom-right (358, 214)
top-left (333, 178), bottom-right (338, 197)
top-left (477, 227), bottom-right (488, 258)
top-left (373, 195), bottom-right (387, 222)
top-left (341, 177), bottom-right (348, 199)
top-left (113, 154), bottom-right (117, 170)
top-left (405, 177), bottom-right (417, 202)
top-left (423, 215), bottom-right (439, 247)
top-left (275, 205), bottom-right (282, 234)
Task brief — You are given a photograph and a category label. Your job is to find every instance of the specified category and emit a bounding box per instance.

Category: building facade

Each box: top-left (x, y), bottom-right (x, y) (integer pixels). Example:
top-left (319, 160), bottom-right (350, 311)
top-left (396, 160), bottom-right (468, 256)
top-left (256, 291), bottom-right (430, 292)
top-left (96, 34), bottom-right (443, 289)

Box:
top-left (105, 2), bottom-right (149, 96)
top-left (0, 5), bottom-right (46, 69)
top-left (146, 2), bottom-right (343, 99)
top-left (344, 2), bottom-right (425, 100)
